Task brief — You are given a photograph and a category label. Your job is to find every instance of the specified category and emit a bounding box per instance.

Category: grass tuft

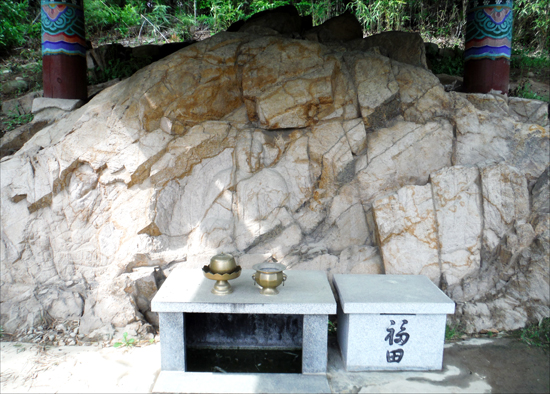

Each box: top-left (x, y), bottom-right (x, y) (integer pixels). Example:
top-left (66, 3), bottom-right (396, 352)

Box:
top-left (516, 318), bottom-right (550, 350)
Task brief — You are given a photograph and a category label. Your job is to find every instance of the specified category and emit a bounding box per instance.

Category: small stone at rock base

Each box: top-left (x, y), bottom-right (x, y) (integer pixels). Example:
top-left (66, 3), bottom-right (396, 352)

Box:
top-left (2, 79), bottom-right (29, 94)
top-left (145, 311), bottom-right (159, 327)
top-left (32, 97), bottom-right (84, 113)
top-left (1, 91), bottom-right (43, 115)
top-left (32, 107), bottom-right (69, 123)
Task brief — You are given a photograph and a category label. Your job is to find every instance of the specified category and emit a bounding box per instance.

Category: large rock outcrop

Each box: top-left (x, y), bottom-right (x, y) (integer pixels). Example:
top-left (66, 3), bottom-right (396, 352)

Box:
top-left (1, 22), bottom-right (548, 336)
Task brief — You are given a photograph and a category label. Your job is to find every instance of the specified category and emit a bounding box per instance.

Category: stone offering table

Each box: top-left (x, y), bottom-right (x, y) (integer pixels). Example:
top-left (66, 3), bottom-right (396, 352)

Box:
top-left (151, 267), bottom-right (336, 393)
top-left (333, 274), bottom-right (455, 371)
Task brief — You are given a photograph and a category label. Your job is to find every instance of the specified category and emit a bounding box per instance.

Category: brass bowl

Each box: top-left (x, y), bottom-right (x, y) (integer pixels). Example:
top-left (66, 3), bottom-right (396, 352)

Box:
top-left (252, 262), bottom-right (287, 296)
top-left (209, 252), bottom-right (237, 274)
top-left (203, 265), bottom-right (241, 295)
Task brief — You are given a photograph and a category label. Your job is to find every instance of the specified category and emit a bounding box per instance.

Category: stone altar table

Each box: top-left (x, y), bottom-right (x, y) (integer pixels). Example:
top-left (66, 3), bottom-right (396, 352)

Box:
top-left (151, 267), bottom-right (336, 393)
top-left (333, 274), bottom-right (455, 371)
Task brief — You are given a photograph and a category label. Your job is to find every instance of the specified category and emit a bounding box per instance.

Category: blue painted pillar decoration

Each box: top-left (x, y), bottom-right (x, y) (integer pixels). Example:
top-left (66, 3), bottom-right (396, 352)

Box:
top-left (464, 0), bottom-right (514, 94)
top-left (41, 0), bottom-right (88, 99)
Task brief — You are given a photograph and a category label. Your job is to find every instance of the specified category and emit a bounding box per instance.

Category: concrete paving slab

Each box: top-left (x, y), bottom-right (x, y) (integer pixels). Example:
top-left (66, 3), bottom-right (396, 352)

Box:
top-left (327, 336), bottom-right (550, 393)
top-left (1, 336), bottom-right (548, 393)
top-left (153, 372), bottom-right (331, 393)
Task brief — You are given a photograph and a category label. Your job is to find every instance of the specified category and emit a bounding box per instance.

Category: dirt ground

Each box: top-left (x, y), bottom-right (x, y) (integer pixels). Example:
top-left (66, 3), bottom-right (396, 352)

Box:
top-left (442, 339), bottom-right (550, 393)
top-left (1, 337), bottom-right (548, 393)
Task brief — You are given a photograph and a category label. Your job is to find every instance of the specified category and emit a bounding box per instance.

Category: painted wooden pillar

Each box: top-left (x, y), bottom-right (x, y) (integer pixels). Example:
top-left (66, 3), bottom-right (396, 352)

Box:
top-left (41, 0), bottom-right (87, 100)
top-left (464, 0), bottom-right (514, 94)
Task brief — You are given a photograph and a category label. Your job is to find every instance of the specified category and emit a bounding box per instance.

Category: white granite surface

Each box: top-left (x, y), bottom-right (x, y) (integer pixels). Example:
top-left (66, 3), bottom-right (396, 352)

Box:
top-left (333, 274), bottom-right (455, 314)
top-left (338, 310), bottom-right (448, 371)
top-left (152, 268), bottom-right (336, 314)
top-left (303, 315), bottom-right (329, 374)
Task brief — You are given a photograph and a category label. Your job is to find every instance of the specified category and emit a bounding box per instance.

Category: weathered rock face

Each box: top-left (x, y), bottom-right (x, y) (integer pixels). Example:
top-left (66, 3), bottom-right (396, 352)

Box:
top-left (374, 184), bottom-right (440, 284)
top-left (1, 21), bottom-right (548, 336)
top-left (348, 31), bottom-right (428, 69)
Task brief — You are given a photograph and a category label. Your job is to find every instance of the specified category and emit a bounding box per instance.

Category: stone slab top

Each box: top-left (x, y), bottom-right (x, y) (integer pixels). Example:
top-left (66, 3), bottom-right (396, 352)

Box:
top-left (333, 274), bottom-right (455, 314)
top-left (152, 267), bottom-right (337, 314)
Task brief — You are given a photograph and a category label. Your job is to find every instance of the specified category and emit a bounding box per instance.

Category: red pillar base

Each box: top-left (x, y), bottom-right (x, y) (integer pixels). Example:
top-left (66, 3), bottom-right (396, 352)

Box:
top-left (463, 58), bottom-right (510, 95)
top-left (43, 55), bottom-right (88, 100)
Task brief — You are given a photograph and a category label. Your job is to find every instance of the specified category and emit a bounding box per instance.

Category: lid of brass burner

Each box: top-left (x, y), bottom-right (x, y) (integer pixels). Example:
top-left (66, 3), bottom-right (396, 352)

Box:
top-left (252, 261), bottom-right (286, 273)
top-left (209, 252), bottom-right (237, 274)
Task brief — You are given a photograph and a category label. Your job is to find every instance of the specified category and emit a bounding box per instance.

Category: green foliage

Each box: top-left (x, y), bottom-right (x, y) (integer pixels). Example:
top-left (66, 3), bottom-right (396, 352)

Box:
top-left (171, 13), bottom-right (199, 40)
top-left (85, 0), bottom-right (143, 36)
top-left (445, 324), bottom-right (462, 341)
top-left (514, 82), bottom-right (549, 102)
top-left (328, 320), bottom-right (337, 335)
top-left (348, 0), bottom-right (408, 33)
top-left (0, 0), bottom-right (40, 53)
top-left (2, 0), bottom-right (549, 53)
top-left (429, 49), bottom-right (464, 76)
top-left (88, 55), bottom-right (152, 85)
top-left (511, 48), bottom-right (550, 70)
top-left (113, 332), bottom-right (136, 348)
top-left (2, 107), bottom-right (34, 132)
top-left (513, 0), bottom-right (550, 51)
top-left (209, 0), bottom-right (246, 32)
top-left (516, 318), bottom-right (550, 349)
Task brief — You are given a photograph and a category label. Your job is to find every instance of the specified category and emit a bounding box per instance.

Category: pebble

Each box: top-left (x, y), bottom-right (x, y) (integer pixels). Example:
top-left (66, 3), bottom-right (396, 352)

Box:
top-left (21, 62), bottom-right (38, 70)
top-left (527, 71), bottom-right (535, 77)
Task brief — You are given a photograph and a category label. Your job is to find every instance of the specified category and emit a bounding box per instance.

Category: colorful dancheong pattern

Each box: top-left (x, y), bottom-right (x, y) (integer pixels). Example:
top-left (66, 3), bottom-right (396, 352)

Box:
top-left (41, 0), bottom-right (86, 57)
top-left (465, 0), bottom-right (513, 61)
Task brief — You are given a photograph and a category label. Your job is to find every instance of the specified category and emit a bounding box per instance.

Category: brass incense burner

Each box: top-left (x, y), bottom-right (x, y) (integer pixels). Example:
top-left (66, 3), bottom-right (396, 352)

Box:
top-left (203, 253), bottom-right (241, 295)
top-left (252, 262), bottom-right (287, 295)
